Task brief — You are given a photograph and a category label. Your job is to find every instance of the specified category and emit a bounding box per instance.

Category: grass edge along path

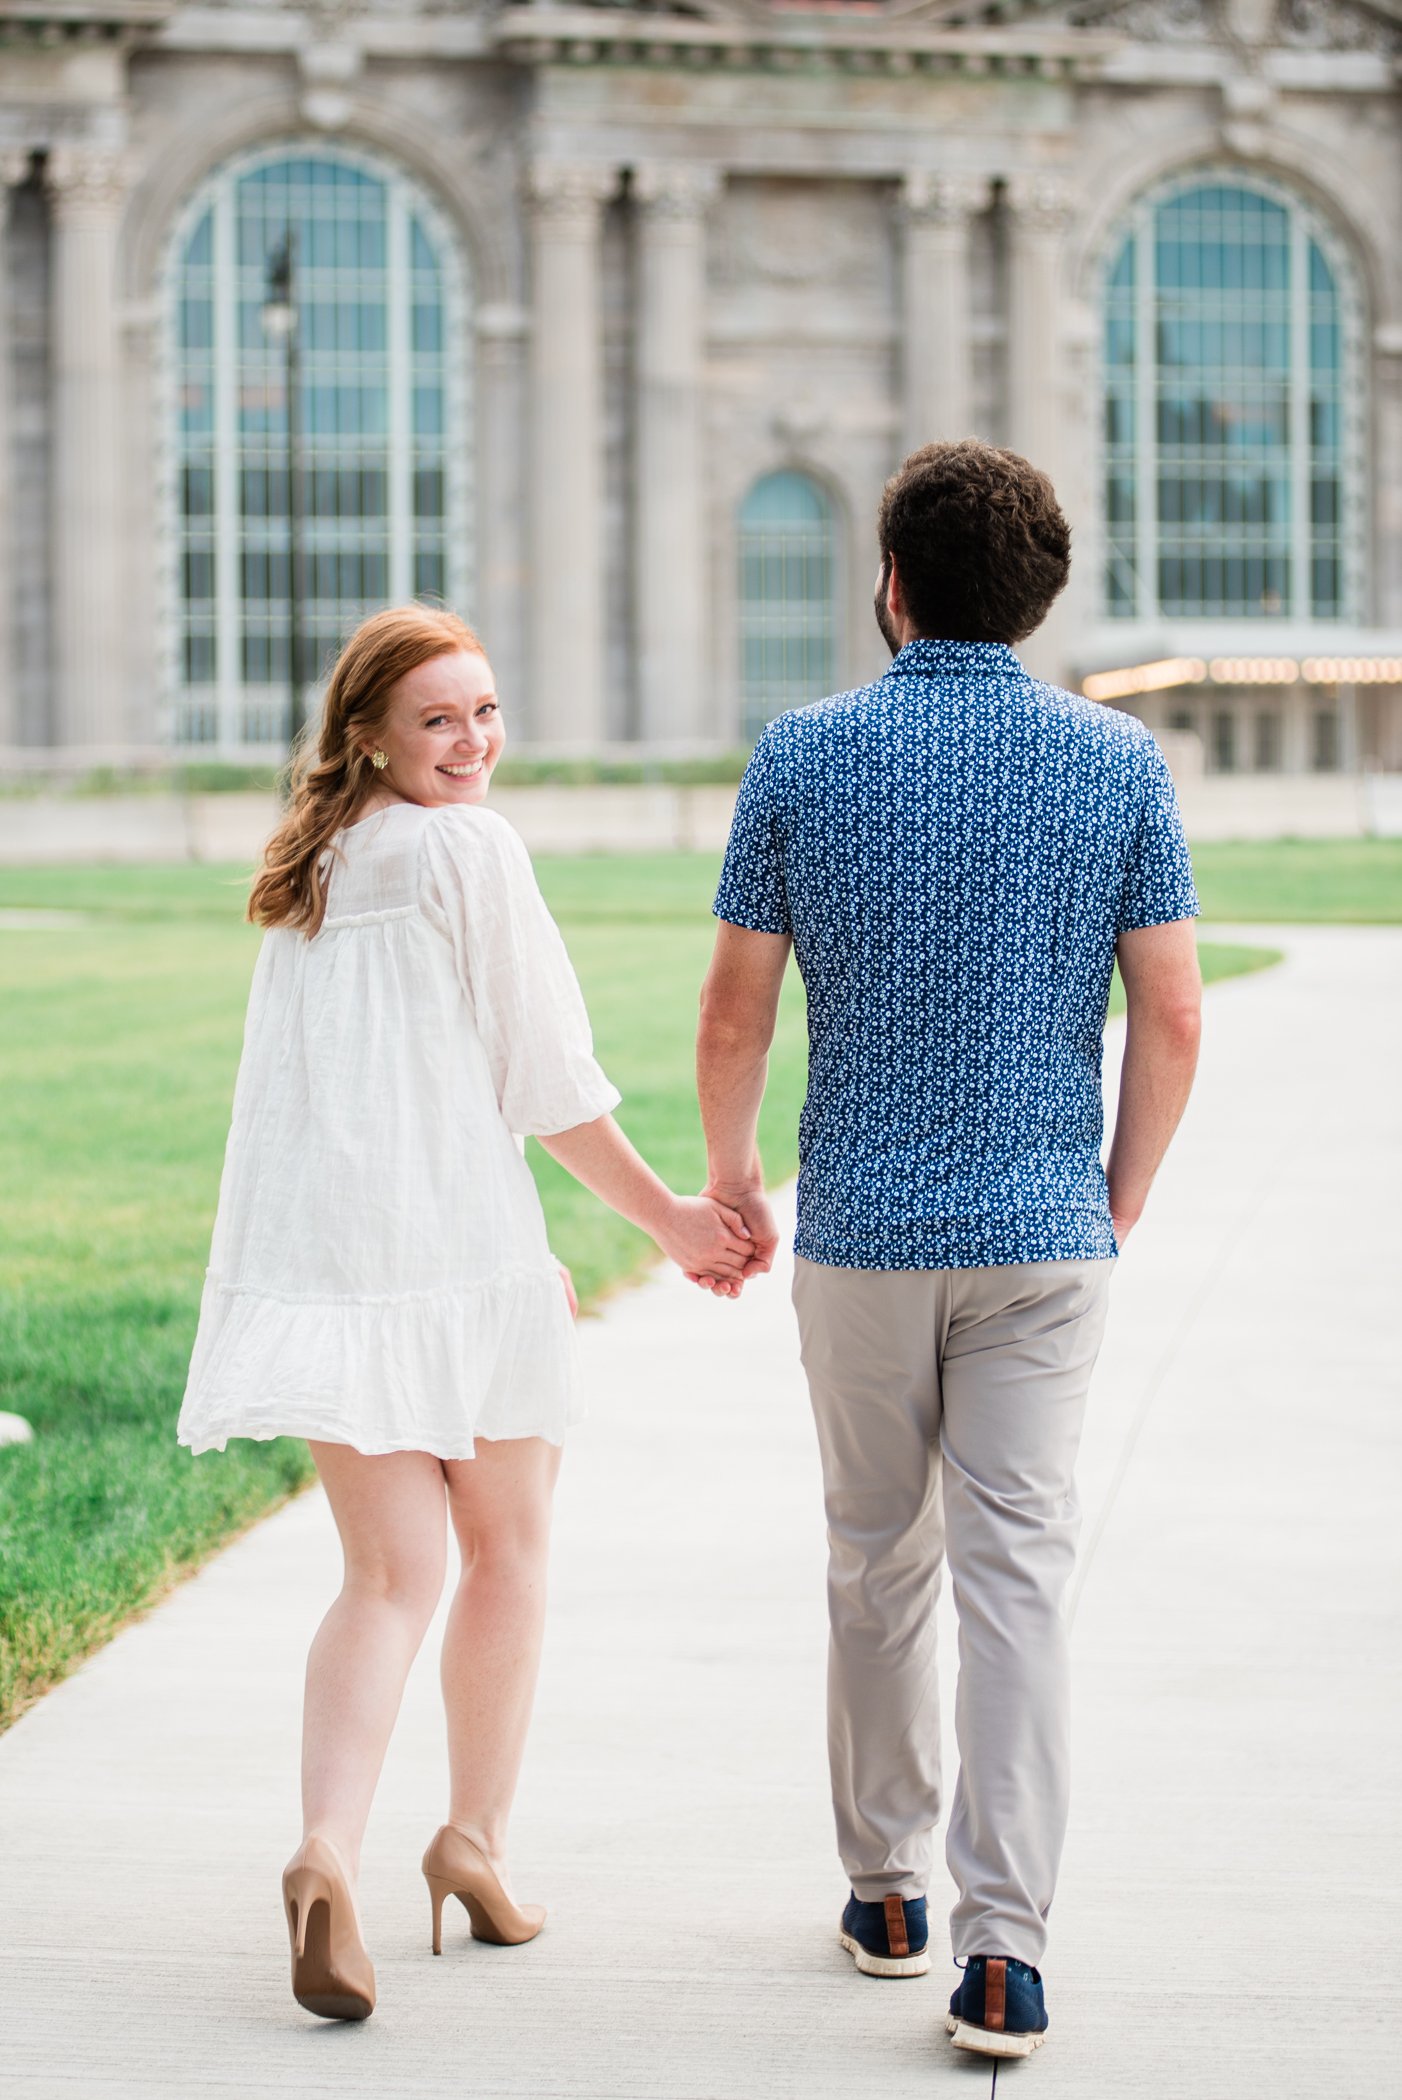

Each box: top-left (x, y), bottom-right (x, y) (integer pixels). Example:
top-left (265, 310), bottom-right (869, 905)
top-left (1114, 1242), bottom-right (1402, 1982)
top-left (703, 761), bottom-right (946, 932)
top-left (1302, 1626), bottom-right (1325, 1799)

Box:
top-left (0, 857), bottom-right (1282, 1733)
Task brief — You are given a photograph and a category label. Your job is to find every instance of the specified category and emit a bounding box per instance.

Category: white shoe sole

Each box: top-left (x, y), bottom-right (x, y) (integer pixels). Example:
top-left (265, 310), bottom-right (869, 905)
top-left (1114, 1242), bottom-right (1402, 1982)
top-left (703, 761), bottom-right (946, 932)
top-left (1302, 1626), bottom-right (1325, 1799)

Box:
top-left (946, 2013), bottom-right (1046, 2058)
top-left (838, 1929), bottom-right (931, 1978)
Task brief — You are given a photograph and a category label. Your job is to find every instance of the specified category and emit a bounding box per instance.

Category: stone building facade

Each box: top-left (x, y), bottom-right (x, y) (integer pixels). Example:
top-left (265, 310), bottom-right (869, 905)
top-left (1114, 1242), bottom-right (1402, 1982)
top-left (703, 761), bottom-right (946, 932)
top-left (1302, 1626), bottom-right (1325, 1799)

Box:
top-left (1, 0), bottom-right (1400, 771)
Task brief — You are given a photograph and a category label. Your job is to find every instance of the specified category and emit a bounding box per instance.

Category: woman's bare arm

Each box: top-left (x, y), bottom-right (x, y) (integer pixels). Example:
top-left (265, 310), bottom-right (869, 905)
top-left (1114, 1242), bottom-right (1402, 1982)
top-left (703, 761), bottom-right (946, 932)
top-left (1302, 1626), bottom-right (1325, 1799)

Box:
top-left (537, 1113), bottom-right (752, 1291)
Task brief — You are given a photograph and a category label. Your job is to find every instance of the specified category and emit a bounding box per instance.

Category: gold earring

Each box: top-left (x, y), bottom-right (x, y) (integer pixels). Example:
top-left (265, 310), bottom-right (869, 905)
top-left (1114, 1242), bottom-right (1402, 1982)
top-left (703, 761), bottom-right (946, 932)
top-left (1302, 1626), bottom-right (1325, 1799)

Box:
top-left (371, 750), bottom-right (388, 771)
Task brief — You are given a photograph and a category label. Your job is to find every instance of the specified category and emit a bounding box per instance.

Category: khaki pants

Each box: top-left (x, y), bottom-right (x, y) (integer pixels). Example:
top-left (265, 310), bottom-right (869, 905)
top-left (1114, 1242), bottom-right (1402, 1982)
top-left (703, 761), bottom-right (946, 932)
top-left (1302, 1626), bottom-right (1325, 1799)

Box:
top-left (792, 1254), bottom-right (1113, 1966)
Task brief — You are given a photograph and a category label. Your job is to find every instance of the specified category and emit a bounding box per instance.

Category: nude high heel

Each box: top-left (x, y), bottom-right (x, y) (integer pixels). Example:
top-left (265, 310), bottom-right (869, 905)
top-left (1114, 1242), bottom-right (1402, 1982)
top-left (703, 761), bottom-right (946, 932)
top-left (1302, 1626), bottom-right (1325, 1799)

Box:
top-left (281, 1834), bottom-right (376, 2020)
top-left (422, 1824), bottom-right (546, 1954)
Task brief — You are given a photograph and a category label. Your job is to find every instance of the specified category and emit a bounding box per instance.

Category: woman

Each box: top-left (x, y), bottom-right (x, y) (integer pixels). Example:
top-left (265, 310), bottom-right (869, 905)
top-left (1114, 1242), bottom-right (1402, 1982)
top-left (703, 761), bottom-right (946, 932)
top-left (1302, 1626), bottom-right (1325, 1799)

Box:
top-left (177, 605), bottom-right (750, 2022)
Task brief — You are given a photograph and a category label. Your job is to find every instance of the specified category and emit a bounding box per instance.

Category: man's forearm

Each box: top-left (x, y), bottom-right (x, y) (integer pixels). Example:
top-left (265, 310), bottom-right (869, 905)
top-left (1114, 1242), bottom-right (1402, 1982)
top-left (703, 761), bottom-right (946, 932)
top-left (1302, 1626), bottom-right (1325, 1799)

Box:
top-left (696, 922), bottom-right (790, 1226)
top-left (1105, 1013), bottom-right (1201, 1235)
top-left (697, 1033), bottom-right (769, 1197)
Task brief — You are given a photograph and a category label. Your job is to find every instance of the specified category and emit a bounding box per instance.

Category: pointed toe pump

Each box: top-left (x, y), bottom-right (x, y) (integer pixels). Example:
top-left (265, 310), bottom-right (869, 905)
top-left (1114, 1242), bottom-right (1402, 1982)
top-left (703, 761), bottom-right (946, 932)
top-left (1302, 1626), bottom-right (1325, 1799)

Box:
top-left (281, 1834), bottom-right (376, 2021)
top-left (422, 1825), bottom-right (546, 1955)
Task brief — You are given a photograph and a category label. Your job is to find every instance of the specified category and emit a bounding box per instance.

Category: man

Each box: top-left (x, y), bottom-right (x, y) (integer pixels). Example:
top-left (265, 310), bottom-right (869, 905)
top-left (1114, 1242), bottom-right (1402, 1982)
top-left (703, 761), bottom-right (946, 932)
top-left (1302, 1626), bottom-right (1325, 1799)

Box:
top-left (696, 440), bottom-right (1201, 2059)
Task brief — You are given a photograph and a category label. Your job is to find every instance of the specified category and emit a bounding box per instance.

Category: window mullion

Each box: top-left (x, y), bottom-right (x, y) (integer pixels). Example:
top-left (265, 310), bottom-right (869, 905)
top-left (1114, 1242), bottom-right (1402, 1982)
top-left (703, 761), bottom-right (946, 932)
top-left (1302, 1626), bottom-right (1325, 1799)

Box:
top-left (1133, 210), bottom-right (1157, 623)
top-left (212, 180), bottom-right (241, 756)
top-left (387, 180), bottom-right (413, 603)
top-left (1288, 212), bottom-right (1310, 619)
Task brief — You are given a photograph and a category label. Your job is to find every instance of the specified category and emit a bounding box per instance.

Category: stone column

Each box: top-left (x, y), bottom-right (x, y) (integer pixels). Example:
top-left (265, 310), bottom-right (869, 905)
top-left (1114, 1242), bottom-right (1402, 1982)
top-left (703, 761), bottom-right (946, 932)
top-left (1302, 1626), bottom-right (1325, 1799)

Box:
top-left (633, 164), bottom-right (719, 747)
top-left (1006, 174), bottom-right (1076, 682)
top-left (47, 146), bottom-right (128, 752)
top-left (0, 154), bottom-right (29, 753)
top-left (1281, 681), bottom-right (1309, 775)
top-left (1006, 173), bottom-right (1074, 482)
top-left (898, 174), bottom-right (988, 455)
top-left (525, 163), bottom-right (615, 748)
top-left (476, 301), bottom-right (530, 718)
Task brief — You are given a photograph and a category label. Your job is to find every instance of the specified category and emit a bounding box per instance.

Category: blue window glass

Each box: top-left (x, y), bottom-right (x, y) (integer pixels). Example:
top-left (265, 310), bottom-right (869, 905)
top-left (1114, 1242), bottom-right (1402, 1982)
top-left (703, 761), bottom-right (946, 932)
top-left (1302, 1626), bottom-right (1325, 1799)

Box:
top-left (737, 471), bottom-right (838, 741)
top-left (171, 144), bottom-right (468, 748)
top-left (1103, 176), bottom-right (1354, 621)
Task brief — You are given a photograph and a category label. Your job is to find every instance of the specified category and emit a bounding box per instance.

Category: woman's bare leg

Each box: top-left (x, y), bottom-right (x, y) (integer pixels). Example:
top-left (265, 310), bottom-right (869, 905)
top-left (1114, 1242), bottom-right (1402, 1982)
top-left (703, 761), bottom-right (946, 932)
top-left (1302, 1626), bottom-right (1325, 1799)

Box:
top-left (301, 1442), bottom-right (449, 1880)
top-left (440, 1437), bottom-right (561, 1883)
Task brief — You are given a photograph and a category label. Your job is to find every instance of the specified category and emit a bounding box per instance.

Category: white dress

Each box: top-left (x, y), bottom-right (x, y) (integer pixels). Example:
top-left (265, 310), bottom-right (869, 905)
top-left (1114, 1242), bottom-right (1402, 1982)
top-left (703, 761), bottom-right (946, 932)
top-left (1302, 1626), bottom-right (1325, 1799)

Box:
top-left (177, 801), bottom-right (620, 1459)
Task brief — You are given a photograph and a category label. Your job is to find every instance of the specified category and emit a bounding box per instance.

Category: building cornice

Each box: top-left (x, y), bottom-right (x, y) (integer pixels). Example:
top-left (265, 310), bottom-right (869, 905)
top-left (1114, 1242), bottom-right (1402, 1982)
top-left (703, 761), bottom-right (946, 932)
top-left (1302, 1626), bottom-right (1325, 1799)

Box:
top-left (19, 0), bottom-right (1397, 84)
top-left (0, 0), bottom-right (172, 35)
top-left (153, 5), bottom-right (493, 60)
top-left (492, 4), bottom-right (1123, 72)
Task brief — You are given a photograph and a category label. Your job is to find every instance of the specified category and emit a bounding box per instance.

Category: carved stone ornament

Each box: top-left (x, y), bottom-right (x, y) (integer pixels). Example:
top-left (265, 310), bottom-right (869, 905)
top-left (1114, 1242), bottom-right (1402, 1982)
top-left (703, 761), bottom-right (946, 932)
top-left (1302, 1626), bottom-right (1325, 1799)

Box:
top-left (526, 163), bottom-right (619, 228)
top-left (0, 151), bottom-right (33, 190)
top-left (1005, 173), bottom-right (1076, 235)
top-left (710, 181), bottom-right (891, 293)
top-left (1065, 0), bottom-right (1217, 39)
top-left (1277, 0), bottom-right (1402, 50)
top-left (632, 164), bottom-right (722, 219)
top-left (305, 0), bottom-right (364, 29)
top-left (45, 147), bottom-right (130, 215)
top-left (1222, 118), bottom-right (1274, 156)
top-left (1066, 0), bottom-right (1402, 45)
top-left (771, 397), bottom-right (825, 449)
top-left (1223, 0), bottom-right (1277, 42)
top-left (900, 173), bottom-right (991, 227)
top-left (298, 35), bottom-right (364, 130)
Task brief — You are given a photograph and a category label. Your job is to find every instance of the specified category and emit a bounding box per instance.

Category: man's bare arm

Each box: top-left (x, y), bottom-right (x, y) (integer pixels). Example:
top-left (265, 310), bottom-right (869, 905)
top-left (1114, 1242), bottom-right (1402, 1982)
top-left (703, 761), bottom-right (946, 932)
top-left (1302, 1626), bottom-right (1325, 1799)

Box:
top-left (696, 921), bottom-right (792, 1275)
top-left (1106, 918), bottom-right (1203, 1245)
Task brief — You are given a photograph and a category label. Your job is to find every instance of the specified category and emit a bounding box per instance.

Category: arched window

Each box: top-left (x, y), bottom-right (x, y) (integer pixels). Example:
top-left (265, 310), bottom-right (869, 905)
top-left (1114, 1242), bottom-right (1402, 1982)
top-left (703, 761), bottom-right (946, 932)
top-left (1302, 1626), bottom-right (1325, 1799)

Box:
top-left (1103, 174), bottom-right (1360, 623)
top-left (167, 144), bottom-right (470, 749)
top-left (738, 470), bottom-right (838, 739)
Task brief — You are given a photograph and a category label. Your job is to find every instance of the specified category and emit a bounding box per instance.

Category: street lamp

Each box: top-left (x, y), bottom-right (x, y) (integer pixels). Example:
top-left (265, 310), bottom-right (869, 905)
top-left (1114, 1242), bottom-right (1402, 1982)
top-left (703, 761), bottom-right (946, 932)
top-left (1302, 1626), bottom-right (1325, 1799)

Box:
top-left (261, 233), bottom-right (304, 752)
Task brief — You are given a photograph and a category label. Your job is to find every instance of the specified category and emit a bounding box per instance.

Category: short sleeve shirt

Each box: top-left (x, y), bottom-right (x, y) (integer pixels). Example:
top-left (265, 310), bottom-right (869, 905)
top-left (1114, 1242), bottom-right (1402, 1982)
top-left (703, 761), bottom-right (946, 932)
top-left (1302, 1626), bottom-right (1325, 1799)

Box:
top-left (713, 638), bottom-right (1199, 1271)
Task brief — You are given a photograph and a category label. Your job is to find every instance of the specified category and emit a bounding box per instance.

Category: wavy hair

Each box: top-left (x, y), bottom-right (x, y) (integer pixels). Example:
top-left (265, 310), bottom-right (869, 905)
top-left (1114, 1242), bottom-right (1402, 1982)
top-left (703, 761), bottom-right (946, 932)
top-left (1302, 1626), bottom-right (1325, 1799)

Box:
top-left (877, 439), bottom-right (1070, 645)
top-left (248, 604), bottom-right (485, 936)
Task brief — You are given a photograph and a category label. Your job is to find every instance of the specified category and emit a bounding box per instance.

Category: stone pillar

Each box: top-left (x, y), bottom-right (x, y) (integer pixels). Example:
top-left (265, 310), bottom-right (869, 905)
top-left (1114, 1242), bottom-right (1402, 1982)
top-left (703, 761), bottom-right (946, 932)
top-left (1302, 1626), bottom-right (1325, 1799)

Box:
top-left (476, 301), bottom-right (530, 717)
top-left (1006, 174), bottom-right (1076, 682)
top-left (0, 155), bottom-right (29, 752)
top-left (525, 163), bottom-right (615, 749)
top-left (633, 163), bottom-right (719, 747)
top-left (1006, 173), bottom-right (1074, 483)
top-left (1281, 681), bottom-right (1310, 775)
top-left (898, 174), bottom-right (988, 455)
top-left (120, 301), bottom-right (160, 749)
top-left (47, 146), bottom-right (128, 752)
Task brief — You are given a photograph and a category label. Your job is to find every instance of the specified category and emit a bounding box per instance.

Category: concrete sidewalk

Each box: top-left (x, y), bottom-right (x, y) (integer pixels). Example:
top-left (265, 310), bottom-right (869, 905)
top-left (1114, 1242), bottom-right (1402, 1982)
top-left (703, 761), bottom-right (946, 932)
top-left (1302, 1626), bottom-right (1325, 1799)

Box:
top-left (1, 926), bottom-right (1398, 2097)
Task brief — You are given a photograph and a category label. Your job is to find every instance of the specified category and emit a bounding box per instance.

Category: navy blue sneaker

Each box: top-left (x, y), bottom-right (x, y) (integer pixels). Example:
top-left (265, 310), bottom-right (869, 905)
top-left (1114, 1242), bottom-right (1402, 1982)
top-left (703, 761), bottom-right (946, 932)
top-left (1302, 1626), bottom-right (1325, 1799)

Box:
top-left (838, 1891), bottom-right (930, 1977)
top-left (946, 1956), bottom-right (1049, 2057)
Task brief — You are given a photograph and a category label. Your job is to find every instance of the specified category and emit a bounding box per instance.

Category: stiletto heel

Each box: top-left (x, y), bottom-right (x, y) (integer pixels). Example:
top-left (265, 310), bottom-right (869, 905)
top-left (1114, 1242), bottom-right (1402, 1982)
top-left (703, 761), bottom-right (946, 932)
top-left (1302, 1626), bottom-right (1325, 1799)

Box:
top-left (285, 1864), bottom-right (331, 1959)
top-left (426, 1871), bottom-right (454, 1956)
top-left (281, 1835), bottom-right (376, 2020)
top-left (421, 1825), bottom-right (546, 1952)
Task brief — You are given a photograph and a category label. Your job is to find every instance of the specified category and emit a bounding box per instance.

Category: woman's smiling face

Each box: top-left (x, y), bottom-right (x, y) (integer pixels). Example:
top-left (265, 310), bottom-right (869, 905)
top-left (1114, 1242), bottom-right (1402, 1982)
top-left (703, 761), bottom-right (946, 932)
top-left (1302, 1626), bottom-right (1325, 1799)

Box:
top-left (362, 648), bottom-right (506, 808)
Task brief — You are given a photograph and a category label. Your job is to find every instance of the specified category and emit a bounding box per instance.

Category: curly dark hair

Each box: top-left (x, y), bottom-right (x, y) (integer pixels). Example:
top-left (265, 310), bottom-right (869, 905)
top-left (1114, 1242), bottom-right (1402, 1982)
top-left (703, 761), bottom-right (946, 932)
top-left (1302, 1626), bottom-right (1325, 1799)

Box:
top-left (876, 439), bottom-right (1071, 646)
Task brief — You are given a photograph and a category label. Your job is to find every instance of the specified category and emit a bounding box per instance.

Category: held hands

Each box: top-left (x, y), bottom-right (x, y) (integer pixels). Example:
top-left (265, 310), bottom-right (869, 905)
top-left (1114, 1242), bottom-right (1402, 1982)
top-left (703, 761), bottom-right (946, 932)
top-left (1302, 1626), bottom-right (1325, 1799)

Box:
top-left (681, 1183), bottom-right (782, 1300)
top-left (658, 1195), bottom-right (755, 1298)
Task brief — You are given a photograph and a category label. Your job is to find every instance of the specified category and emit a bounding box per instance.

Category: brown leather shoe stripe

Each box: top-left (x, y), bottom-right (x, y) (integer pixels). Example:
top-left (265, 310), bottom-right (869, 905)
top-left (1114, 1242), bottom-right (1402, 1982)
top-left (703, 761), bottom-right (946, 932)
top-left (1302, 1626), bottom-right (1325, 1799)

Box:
top-left (985, 1958), bottom-right (1007, 2032)
top-left (883, 1895), bottom-right (909, 1959)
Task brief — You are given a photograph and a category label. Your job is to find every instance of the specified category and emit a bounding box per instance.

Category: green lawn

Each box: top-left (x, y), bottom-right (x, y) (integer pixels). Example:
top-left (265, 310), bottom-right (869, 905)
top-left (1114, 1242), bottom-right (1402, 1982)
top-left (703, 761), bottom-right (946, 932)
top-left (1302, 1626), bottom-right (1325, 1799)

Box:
top-left (1190, 837), bottom-right (1402, 924)
top-left (0, 851), bottom-right (1279, 1730)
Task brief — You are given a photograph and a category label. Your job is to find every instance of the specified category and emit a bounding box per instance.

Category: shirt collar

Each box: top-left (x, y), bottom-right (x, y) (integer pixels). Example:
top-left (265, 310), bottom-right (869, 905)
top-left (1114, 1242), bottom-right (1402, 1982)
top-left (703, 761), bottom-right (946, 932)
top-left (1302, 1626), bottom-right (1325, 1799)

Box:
top-left (886, 638), bottom-right (1025, 682)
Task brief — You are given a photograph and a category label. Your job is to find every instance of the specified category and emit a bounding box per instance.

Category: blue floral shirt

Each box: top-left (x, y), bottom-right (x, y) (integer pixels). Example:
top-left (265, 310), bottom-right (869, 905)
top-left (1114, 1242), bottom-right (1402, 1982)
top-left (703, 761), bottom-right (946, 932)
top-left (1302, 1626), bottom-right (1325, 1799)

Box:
top-left (713, 639), bottom-right (1199, 1271)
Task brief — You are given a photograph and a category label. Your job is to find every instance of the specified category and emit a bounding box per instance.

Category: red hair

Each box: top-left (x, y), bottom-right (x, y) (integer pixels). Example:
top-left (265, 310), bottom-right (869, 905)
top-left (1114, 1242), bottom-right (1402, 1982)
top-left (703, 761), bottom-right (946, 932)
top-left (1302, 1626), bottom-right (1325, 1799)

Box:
top-left (248, 605), bottom-right (485, 935)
